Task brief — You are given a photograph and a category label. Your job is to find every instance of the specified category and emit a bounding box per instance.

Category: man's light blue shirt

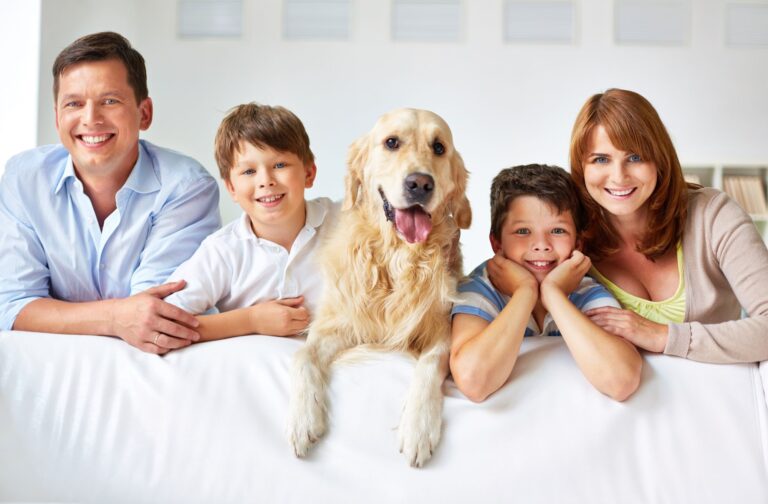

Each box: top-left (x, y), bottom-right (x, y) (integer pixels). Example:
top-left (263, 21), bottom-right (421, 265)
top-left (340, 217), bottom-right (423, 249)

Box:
top-left (0, 140), bottom-right (221, 330)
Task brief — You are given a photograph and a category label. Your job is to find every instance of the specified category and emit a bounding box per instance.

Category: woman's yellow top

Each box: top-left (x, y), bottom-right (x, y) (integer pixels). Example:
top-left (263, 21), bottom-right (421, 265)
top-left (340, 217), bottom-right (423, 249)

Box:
top-left (589, 243), bottom-right (686, 324)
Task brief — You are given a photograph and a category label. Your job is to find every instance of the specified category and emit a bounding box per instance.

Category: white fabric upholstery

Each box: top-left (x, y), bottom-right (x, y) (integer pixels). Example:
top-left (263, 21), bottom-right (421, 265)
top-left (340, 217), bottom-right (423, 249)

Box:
top-left (1, 330), bottom-right (767, 503)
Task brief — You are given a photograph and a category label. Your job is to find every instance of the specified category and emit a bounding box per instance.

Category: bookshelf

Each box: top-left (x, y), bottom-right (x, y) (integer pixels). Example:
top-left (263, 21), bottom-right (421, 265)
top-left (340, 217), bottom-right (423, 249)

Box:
top-left (682, 164), bottom-right (768, 243)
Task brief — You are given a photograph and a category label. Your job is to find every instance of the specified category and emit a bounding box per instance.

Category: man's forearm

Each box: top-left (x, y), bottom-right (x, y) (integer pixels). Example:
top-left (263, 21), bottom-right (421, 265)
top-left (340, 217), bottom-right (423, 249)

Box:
top-left (13, 297), bottom-right (117, 336)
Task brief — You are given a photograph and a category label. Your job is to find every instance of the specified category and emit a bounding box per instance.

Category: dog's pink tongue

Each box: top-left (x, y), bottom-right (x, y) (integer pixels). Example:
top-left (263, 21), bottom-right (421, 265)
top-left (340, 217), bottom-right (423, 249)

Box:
top-left (395, 207), bottom-right (432, 244)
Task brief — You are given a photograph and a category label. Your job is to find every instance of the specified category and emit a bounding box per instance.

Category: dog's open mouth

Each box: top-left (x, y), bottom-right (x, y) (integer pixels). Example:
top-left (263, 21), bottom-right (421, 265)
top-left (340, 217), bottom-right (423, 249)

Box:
top-left (379, 188), bottom-right (432, 244)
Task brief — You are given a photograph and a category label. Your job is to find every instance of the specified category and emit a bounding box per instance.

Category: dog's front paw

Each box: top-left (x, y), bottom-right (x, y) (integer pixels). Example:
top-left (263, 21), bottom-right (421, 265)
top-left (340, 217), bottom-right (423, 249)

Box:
top-left (286, 387), bottom-right (327, 458)
top-left (398, 394), bottom-right (442, 467)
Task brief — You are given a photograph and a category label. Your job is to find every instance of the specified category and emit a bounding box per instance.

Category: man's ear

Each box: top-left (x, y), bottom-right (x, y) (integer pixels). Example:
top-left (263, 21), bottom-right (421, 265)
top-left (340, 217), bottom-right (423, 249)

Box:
top-left (305, 163), bottom-right (317, 188)
top-left (489, 232), bottom-right (501, 254)
top-left (139, 97), bottom-right (153, 130)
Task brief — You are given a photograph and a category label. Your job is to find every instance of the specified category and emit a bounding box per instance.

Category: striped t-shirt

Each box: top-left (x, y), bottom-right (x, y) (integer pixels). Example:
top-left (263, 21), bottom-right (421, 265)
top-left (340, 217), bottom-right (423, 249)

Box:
top-left (451, 261), bottom-right (620, 337)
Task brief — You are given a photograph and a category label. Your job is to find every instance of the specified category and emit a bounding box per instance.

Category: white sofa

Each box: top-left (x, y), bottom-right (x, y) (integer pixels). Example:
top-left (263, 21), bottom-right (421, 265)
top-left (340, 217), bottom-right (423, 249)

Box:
top-left (2, 330), bottom-right (767, 503)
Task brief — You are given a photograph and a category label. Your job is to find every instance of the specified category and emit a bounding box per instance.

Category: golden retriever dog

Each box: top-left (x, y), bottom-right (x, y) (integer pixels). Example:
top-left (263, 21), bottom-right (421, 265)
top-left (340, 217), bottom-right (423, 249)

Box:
top-left (286, 108), bottom-right (471, 467)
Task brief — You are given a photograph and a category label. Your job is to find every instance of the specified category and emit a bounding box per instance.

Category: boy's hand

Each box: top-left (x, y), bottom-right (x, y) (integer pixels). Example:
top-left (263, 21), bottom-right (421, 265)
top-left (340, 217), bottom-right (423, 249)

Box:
top-left (487, 252), bottom-right (538, 297)
top-left (250, 297), bottom-right (310, 336)
top-left (540, 251), bottom-right (591, 308)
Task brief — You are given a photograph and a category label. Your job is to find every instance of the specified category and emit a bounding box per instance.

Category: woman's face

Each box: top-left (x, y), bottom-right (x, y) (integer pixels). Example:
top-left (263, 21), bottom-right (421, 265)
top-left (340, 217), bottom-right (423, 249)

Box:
top-left (582, 125), bottom-right (658, 222)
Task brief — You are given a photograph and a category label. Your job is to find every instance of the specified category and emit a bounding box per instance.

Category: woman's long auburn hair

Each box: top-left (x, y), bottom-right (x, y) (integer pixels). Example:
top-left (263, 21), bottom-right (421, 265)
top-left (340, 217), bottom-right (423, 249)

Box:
top-left (569, 88), bottom-right (695, 262)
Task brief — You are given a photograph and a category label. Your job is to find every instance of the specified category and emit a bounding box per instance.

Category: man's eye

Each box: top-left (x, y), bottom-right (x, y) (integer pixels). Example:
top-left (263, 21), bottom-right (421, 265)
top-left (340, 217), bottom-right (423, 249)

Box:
top-left (385, 137), bottom-right (400, 150)
top-left (104, 98), bottom-right (118, 105)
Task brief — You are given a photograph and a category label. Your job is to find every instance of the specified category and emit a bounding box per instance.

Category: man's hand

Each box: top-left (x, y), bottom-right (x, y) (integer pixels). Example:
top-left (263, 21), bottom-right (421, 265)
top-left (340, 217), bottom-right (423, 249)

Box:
top-left (249, 297), bottom-right (310, 336)
top-left (540, 251), bottom-right (591, 309)
top-left (486, 252), bottom-right (538, 298)
top-left (110, 280), bottom-right (200, 354)
top-left (585, 306), bottom-right (669, 353)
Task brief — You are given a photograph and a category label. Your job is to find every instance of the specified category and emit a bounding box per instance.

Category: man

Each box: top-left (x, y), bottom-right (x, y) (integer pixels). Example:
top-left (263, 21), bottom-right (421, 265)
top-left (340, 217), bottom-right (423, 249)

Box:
top-left (0, 32), bottom-right (221, 354)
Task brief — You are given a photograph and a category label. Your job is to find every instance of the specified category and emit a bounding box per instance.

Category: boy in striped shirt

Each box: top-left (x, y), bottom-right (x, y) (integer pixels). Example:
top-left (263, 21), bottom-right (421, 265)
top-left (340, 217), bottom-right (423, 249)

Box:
top-left (449, 164), bottom-right (642, 403)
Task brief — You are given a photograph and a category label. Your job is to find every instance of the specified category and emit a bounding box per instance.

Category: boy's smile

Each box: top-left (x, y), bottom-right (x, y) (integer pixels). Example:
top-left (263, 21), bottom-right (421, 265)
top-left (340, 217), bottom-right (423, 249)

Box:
top-left (491, 195), bottom-right (578, 283)
top-left (225, 142), bottom-right (316, 248)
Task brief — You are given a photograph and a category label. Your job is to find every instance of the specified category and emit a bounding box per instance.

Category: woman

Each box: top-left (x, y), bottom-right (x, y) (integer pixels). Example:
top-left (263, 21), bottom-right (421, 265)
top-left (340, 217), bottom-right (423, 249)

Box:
top-left (569, 88), bottom-right (768, 363)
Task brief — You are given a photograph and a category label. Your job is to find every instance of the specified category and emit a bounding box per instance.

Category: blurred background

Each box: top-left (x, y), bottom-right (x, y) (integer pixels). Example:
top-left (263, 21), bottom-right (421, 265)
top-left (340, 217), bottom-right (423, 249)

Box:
top-left (2, 0), bottom-right (767, 267)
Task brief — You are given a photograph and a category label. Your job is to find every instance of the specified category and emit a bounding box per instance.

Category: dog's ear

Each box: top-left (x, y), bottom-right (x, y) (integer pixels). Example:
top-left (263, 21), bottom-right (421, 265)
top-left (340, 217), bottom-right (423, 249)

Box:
top-left (449, 150), bottom-right (472, 230)
top-left (343, 135), bottom-right (368, 210)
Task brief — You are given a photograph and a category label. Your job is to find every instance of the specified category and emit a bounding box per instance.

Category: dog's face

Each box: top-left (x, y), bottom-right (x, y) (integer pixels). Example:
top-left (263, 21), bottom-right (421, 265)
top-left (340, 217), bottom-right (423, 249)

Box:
top-left (344, 108), bottom-right (471, 244)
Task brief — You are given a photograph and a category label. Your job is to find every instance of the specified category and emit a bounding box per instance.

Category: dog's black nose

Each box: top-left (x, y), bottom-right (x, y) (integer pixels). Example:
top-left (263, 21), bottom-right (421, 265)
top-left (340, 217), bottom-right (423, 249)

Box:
top-left (404, 172), bottom-right (435, 204)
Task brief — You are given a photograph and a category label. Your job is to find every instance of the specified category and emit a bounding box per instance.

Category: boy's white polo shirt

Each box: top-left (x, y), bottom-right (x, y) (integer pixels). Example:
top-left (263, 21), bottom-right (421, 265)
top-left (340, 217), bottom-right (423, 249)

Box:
top-left (165, 197), bottom-right (338, 316)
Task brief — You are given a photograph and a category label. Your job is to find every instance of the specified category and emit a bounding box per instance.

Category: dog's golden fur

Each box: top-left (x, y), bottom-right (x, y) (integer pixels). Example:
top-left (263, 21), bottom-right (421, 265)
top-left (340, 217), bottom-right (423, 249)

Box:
top-left (287, 108), bottom-right (471, 467)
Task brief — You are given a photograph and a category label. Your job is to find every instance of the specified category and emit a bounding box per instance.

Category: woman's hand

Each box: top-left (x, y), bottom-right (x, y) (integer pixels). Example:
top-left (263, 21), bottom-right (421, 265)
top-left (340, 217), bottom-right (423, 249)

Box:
top-left (585, 306), bottom-right (669, 353)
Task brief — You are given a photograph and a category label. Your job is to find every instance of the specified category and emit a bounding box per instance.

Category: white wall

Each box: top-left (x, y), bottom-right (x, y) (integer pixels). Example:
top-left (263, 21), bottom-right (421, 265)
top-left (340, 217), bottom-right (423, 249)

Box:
top-left (0, 0), bottom-right (41, 176)
top-left (33, 0), bottom-right (768, 268)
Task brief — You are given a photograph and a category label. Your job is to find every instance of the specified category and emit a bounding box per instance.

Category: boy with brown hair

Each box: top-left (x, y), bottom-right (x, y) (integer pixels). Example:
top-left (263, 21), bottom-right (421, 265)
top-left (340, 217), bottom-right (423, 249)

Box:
top-left (449, 164), bottom-right (642, 402)
top-left (165, 103), bottom-right (337, 340)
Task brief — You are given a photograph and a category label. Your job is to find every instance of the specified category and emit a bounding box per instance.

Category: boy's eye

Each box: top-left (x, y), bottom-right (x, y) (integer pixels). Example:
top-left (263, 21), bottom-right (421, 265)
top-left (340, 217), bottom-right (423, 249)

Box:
top-left (242, 168), bottom-right (256, 175)
top-left (551, 228), bottom-right (567, 235)
top-left (513, 228), bottom-right (530, 235)
top-left (628, 153), bottom-right (643, 162)
top-left (275, 162), bottom-right (286, 169)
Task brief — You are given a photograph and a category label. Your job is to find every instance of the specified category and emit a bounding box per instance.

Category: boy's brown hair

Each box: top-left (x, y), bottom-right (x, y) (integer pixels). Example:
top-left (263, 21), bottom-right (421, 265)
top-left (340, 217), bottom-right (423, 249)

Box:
top-left (490, 164), bottom-right (584, 241)
top-left (53, 31), bottom-right (148, 103)
top-left (214, 103), bottom-right (315, 180)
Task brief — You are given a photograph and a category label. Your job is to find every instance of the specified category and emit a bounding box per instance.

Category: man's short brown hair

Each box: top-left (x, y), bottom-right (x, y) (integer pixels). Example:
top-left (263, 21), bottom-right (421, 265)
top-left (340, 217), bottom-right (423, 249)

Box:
top-left (214, 103), bottom-right (315, 180)
top-left (490, 164), bottom-right (584, 241)
top-left (52, 31), bottom-right (148, 103)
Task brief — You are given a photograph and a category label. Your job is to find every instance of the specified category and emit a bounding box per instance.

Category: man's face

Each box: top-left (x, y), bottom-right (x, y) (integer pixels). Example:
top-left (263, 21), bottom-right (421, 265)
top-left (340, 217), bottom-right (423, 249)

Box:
top-left (55, 58), bottom-right (152, 181)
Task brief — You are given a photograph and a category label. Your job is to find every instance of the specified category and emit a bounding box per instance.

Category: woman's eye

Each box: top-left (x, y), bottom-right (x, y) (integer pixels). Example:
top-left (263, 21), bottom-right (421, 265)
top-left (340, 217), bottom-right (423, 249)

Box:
top-left (593, 156), bottom-right (608, 164)
top-left (628, 154), bottom-right (643, 162)
top-left (433, 141), bottom-right (445, 156)
top-left (385, 137), bottom-right (400, 150)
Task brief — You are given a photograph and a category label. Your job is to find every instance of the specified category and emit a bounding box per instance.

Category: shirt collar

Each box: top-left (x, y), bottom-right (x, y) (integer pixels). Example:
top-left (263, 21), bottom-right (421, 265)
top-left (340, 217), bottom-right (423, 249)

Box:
top-left (233, 198), bottom-right (329, 241)
top-left (304, 198), bottom-right (328, 229)
top-left (53, 140), bottom-right (160, 195)
top-left (53, 156), bottom-right (77, 195)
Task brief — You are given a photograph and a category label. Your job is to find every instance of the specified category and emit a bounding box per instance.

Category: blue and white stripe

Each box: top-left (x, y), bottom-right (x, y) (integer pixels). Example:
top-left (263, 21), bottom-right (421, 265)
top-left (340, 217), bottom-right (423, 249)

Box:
top-left (451, 260), bottom-right (620, 336)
